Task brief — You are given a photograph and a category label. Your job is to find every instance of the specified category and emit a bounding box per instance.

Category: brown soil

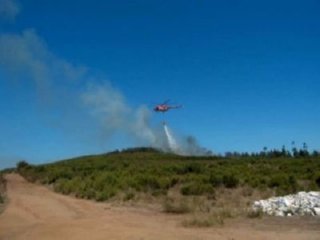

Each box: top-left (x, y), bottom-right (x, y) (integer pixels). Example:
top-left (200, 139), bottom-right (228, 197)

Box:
top-left (0, 173), bottom-right (319, 240)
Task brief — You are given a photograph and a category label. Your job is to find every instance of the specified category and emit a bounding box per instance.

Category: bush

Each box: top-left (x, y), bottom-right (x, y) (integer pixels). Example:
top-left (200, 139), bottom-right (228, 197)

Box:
top-left (267, 174), bottom-right (298, 195)
top-left (162, 198), bottom-right (192, 214)
top-left (268, 174), bottom-right (287, 188)
top-left (288, 175), bottom-right (298, 191)
top-left (181, 182), bottom-right (215, 196)
top-left (176, 163), bottom-right (204, 175)
top-left (16, 161), bottom-right (30, 170)
top-left (209, 174), bottom-right (223, 187)
top-left (95, 187), bottom-right (116, 201)
top-left (0, 174), bottom-right (6, 204)
top-left (15, 148), bottom-right (320, 206)
top-left (123, 190), bottom-right (135, 201)
top-left (315, 173), bottom-right (320, 188)
top-left (131, 175), bottom-right (164, 192)
top-left (93, 173), bottom-right (118, 191)
top-left (247, 209), bottom-right (263, 219)
top-left (222, 174), bottom-right (239, 188)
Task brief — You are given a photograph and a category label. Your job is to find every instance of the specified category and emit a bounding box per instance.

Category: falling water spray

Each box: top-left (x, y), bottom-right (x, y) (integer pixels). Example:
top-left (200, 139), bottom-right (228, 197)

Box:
top-left (163, 122), bottom-right (179, 153)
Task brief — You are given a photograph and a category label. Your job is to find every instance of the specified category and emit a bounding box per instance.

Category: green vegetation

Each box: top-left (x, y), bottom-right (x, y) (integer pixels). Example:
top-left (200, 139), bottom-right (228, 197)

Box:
top-left (16, 147), bottom-right (320, 204)
top-left (0, 173), bottom-right (6, 207)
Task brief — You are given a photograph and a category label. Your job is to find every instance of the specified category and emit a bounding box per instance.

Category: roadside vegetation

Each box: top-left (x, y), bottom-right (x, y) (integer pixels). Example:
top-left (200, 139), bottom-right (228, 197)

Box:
top-left (16, 146), bottom-right (320, 226)
top-left (0, 173), bottom-right (7, 213)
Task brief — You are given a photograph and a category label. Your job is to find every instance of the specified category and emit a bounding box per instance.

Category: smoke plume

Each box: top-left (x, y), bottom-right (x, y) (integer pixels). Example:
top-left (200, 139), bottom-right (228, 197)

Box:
top-left (0, 0), bottom-right (20, 21)
top-left (81, 83), bottom-right (159, 146)
top-left (0, 19), bottom-right (211, 159)
top-left (0, 30), bottom-right (162, 150)
top-left (81, 84), bottom-right (212, 155)
top-left (163, 123), bottom-right (212, 156)
top-left (0, 29), bottom-right (87, 95)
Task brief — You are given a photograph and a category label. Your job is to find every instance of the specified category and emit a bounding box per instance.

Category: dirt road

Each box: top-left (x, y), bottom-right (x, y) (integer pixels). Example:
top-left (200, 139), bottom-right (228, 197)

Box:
top-left (0, 174), bottom-right (319, 240)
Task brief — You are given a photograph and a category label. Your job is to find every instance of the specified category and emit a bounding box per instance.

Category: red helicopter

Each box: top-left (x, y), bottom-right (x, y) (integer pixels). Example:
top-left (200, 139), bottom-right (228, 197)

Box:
top-left (153, 100), bottom-right (182, 113)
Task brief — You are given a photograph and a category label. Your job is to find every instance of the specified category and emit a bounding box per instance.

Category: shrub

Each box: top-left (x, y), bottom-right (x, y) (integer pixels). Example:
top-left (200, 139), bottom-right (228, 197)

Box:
top-left (0, 174), bottom-right (6, 204)
top-left (176, 163), bottom-right (204, 175)
top-left (95, 187), bottom-right (115, 201)
top-left (222, 174), bottom-right (239, 188)
top-left (15, 148), bottom-right (320, 207)
top-left (209, 174), bottom-right (223, 187)
top-left (123, 190), bottom-right (135, 201)
top-left (54, 179), bottom-right (67, 194)
top-left (16, 161), bottom-right (30, 170)
top-left (181, 182), bottom-right (215, 196)
top-left (268, 174), bottom-right (287, 188)
top-left (162, 198), bottom-right (192, 214)
top-left (288, 175), bottom-right (298, 191)
top-left (247, 209), bottom-right (263, 219)
top-left (315, 173), bottom-right (320, 188)
top-left (93, 173), bottom-right (118, 191)
top-left (82, 188), bottom-right (96, 199)
top-left (132, 175), bottom-right (162, 192)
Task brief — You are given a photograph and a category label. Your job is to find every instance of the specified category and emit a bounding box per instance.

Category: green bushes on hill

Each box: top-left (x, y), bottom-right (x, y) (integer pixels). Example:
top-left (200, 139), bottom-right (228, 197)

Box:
top-left (16, 149), bottom-right (320, 202)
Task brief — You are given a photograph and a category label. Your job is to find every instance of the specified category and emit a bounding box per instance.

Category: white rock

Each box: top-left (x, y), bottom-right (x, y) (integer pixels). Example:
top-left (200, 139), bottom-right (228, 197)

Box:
top-left (252, 191), bottom-right (320, 217)
top-left (313, 207), bottom-right (320, 216)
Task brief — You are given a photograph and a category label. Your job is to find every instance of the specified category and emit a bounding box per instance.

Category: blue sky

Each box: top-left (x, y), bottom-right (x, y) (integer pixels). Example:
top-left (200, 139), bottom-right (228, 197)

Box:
top-left (0, 0), bottom-right (320, 168)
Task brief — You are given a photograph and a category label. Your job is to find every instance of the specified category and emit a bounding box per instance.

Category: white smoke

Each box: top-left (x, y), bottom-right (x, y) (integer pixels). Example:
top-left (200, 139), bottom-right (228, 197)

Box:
top-left (0, 29), bottom-right (163, 152)
top-left (0, 29), bottom-right (163, 150)
top-left (0, 9), bottom-right (212, 159)
top-left (81, 83), bottom-right (159, 146)
top-left (81, 85), bottom-right (212, 156)
top-left (0, 0), bottom-right (20, 21)
top-left (163, 123), bottom-right (212, 156)
top-left (80, 83), bottom-right (213, 155)
top-left (0, 29), bottom-right (87, 101)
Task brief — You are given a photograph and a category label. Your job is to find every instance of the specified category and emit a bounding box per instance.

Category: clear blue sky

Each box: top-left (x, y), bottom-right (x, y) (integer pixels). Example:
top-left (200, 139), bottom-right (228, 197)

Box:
top-left (1, 0), bottom-right (320, 168)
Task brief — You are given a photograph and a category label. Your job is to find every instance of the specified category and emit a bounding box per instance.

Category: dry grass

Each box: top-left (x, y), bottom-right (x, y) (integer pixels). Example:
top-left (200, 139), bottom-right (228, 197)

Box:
top-left (162, 197), bottom-right (192, 214)
top-left (181, 208), bottom-right (235, 227)
top-left (164, 185), bottom-right (272, 227)
top-left (246, 209), bottom-right (264, 219)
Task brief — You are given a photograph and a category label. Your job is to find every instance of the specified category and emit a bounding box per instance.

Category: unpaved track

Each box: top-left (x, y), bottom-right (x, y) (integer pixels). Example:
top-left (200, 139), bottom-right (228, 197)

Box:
top-left (0, 174), bottom-right (319, 240)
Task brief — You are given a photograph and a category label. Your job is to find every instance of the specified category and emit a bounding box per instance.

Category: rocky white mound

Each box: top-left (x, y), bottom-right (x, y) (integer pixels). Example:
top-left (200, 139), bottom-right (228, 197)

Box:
top-left (253, 191), bottom-right (320, 217)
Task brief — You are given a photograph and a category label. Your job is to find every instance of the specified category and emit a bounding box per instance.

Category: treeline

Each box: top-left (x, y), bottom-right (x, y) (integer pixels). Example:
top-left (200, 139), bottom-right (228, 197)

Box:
top-left (225, 143), bottom-right (319, 158)
top-left (15, 149), bottom-right (320, 203)
top-left (77, 145), bottom-right (320, 159)
top-left (99, 145), bottom-right (320, 158)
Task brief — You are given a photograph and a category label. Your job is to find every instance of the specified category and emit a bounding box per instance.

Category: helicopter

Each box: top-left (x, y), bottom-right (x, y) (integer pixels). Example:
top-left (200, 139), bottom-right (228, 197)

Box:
top-left (153, 100), bottom-right (182, 113)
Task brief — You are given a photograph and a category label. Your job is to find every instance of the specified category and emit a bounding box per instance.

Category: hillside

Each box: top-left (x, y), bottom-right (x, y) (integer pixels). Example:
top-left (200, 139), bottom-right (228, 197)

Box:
top-left (15, 147), bottom-right (320, 222)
